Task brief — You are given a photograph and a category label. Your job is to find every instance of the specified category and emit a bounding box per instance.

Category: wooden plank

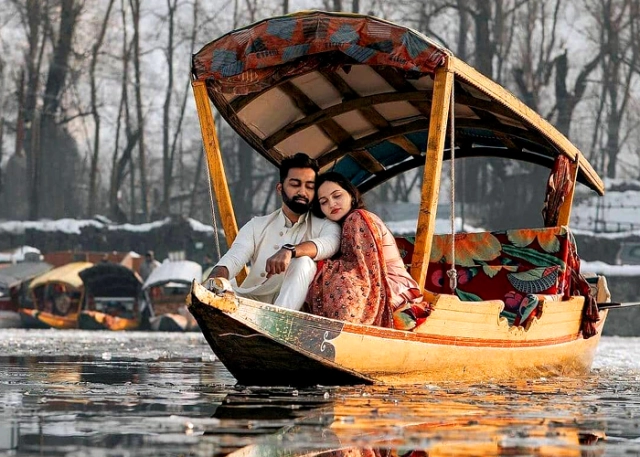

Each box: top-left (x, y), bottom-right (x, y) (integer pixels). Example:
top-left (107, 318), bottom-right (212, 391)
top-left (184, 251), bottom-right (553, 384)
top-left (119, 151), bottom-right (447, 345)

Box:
top-left (279, 81), bottom-right (353, 146)
top-left (374, 66), bottom-right (433, 117)
top-left (556, 154), bottom-right (580, 226)
top-left (191, 81), bottom-right (247, 285)
top-left (409, 66), bottom-right (453, 290)
top-left (318, 118), bottom-right (431, 167)
top-left (320, 69), bottom-right (391, 130)
top-left (264, 90), bottom-right (432, 149)
top-left (350, 149), bottom-right (385, 173)
top-left (387, 136), bottom-right (421, 155)
top-left (451, 57), bottom-right (604, 195)
top-left (209, 88), bottom-right (283, 166)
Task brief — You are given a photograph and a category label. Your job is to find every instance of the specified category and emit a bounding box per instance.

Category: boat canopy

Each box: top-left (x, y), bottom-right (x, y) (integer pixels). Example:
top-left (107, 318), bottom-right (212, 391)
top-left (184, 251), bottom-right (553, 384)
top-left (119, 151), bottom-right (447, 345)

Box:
top-left (192, 10), bottom-right (604, 194)
top-left (79, 263), bottom-right (142, 299)
top-left (29, 262), bottom-right (93, 290)
top-left (0, 262), bottom-right (53, 290)
top-left (142, 260), bottom-right (203, 291)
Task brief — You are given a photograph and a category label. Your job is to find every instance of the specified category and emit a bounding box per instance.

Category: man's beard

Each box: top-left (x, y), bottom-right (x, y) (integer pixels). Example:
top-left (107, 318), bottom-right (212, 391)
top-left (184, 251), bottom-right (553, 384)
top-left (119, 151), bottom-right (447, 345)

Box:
top-left (282, 192), bottom-right (311, 214)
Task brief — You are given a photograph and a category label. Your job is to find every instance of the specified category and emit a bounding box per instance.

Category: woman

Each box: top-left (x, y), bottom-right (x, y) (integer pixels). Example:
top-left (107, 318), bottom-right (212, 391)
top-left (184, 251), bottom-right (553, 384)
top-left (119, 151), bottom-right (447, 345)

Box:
top-left (306, 172), bottom-right (431, 330)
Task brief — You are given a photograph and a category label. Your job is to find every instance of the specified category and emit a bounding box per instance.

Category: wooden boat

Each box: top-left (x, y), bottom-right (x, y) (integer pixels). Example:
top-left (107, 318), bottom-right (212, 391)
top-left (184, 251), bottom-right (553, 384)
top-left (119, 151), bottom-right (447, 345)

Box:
top-left (0, 261), bottom-right (53, 328)
top-left (21, 261), bottom-right (93, 329)
top-left (187, 11), bottom-right (610, 385)
top-left (143, 260), bottom-right (202, 332)
top-left (78, 263), bottom-right (149, 331)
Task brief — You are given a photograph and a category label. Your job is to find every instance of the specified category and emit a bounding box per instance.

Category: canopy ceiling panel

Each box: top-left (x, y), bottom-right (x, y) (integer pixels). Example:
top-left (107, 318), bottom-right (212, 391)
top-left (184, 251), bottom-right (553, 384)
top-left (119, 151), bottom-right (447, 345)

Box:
top-left (192, 10), bottom-right (603, 194)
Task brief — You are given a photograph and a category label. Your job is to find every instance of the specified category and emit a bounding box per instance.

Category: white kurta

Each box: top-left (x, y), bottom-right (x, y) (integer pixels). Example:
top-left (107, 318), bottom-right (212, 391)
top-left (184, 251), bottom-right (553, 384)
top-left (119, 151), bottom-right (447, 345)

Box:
top-left (214, 209), bottom-right (340, 310)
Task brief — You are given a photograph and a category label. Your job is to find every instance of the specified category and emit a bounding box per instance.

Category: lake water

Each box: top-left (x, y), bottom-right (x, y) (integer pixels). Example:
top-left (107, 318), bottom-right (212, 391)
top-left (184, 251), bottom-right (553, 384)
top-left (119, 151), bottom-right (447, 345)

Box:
top-left (1, 330), bottom-right (639, 456)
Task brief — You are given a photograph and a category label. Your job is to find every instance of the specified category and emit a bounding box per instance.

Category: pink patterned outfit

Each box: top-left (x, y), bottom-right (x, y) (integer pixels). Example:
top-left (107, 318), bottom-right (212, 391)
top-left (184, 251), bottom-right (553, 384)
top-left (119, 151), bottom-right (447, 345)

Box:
top-left (306, 210), bottom-right (430, 330)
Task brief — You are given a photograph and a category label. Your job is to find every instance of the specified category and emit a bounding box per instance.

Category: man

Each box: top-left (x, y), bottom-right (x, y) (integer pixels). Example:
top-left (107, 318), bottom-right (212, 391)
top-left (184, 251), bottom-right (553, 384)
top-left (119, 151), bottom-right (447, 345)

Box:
top-left (139, 250), bottom-right (160, 281)
top-left (208, 153), bottom-right (340, 311)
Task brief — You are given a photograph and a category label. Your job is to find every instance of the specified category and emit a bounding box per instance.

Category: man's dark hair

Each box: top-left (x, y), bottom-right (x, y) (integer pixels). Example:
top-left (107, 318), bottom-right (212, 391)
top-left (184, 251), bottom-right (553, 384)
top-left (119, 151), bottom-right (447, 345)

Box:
top-left (279, 153), bottom-right (319, 183)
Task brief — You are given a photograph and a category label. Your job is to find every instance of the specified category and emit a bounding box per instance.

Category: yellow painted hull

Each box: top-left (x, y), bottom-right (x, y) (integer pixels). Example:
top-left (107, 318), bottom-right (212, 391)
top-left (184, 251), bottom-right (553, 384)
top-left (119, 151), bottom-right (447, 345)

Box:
top-left (78, 310), bottom-right (140, 331)
top-left (19, 308), bottom-right (79, 329)
top-left (188, 281), bottom-right (607, 385)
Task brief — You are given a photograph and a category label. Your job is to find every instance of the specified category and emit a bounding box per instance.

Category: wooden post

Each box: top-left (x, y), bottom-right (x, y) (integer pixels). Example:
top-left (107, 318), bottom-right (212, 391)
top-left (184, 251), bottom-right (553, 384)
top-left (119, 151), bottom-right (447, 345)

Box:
top-left (556, 154), bottom-right (580, 226)
top-left (410, 65), bottom-right (454, 291)
top-left (191, 80), bottom-right (247, 284)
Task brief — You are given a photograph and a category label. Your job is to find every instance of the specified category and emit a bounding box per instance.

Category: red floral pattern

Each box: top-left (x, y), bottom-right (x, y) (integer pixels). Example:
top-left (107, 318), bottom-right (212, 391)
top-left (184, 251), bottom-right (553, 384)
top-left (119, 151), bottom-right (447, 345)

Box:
top-left (396, 226), bottom-right (599, 337)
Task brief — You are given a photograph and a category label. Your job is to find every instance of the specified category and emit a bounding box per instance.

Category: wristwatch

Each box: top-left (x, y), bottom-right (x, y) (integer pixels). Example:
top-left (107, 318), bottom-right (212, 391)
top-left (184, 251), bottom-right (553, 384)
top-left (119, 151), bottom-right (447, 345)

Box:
top-left (282, 243), bottom-right (296, 258)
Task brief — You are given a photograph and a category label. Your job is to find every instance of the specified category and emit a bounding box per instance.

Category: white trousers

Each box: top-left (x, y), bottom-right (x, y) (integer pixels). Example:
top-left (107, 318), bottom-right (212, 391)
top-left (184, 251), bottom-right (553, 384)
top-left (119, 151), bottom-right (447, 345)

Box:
top-left (235, 257), bottom-right (317, 311)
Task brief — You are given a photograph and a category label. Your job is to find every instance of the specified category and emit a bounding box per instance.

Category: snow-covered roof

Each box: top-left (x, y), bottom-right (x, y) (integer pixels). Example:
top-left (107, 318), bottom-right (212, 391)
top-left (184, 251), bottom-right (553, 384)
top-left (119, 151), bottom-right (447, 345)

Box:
top-left (0, 246), bottom-right (42, 263)
top-left (142, 260), bottom-right (203, 290)
top-left (0, 217), bottom-right (217, 235)
top-left (580, 260), bottom-right (640, 277)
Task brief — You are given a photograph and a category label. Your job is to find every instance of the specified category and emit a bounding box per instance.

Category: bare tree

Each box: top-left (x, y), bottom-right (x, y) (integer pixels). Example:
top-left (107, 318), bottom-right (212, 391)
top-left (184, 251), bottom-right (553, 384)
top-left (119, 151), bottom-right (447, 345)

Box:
top-left (599, 0), bottom-right (639, 178)
top-left (160, 0), bottom-right (178, 217)
top-left (0, 57), bottom-right (5, 196)
top-left (87, 0), bottom-right (116, 217)
top-left (129, 0), bottom-right (149, 221)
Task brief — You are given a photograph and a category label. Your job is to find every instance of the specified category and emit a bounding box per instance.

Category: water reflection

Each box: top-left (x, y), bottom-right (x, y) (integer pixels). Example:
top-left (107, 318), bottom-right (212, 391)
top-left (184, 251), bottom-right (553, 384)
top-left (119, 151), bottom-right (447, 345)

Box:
top-left (0, 331), bottom-right (639, 456)
top-left (209, 386), bottom-right (608, 457)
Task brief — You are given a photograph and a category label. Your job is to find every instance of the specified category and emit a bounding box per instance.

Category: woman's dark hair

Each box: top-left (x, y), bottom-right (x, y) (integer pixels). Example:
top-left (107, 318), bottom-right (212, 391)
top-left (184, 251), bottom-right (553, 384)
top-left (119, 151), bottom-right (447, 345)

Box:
top-left (312, 172), bottom-right (365, 220)
top-left (279, 153), bottom-right (319, 183)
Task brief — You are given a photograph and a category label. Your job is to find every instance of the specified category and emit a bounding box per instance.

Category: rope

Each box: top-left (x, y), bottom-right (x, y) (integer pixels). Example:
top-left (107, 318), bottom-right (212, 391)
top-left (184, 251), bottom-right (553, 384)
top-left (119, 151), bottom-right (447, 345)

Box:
top-left (447, 83), bottom-right (458, 291)
top-left (202, 144), bottom-right (222, 261)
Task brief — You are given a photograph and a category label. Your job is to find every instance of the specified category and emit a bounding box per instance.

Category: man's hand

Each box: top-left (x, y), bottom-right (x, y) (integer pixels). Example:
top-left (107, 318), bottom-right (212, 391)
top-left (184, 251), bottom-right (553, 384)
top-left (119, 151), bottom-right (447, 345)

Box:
top-left (208, 266), bottom-right (229, 280)
top-left (265, 248), bottom-right (293, 278)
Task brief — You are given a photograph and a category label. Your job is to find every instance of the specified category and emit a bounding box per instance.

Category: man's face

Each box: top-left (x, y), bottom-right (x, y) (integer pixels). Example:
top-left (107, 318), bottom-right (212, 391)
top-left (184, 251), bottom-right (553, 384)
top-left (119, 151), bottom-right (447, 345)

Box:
top-left (278, 167), bottom-right (316, 215)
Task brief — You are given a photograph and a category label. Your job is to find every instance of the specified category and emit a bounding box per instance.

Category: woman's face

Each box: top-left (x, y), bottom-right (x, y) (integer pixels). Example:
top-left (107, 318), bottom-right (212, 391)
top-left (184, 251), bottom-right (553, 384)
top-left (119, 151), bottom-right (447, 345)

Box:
top-left (317, 181), bottom-right (352, 222)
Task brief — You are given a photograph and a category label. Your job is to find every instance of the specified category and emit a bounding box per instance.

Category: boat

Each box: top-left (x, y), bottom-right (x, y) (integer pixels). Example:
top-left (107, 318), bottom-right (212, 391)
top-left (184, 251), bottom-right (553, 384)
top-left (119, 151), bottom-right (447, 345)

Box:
top-left (187, 11), bottom-right (610, 385)
top-left (21, 261), bottom-right (93, 329)
top-left (0, 261), bottom-right (53, 328)
top-left (143, 260), bottom-right (202, 332)
top-left (78, 263), bottom-right (149, 331)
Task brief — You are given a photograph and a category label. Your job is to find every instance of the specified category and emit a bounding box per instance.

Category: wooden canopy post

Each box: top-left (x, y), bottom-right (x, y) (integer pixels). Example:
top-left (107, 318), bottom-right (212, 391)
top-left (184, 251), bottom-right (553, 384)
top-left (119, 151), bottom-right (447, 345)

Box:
top-left (556, 155), bottom-right (580, 226)
top-left (192, 80), bottom-right (247, 284)
top-left (410, 65), bottom-right (454, 291)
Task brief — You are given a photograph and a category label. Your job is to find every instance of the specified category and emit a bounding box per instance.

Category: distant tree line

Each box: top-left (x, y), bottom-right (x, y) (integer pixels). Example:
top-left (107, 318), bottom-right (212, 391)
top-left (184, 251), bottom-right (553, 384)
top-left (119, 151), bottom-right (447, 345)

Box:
top-left (0, 0), bottom-right (639, 230)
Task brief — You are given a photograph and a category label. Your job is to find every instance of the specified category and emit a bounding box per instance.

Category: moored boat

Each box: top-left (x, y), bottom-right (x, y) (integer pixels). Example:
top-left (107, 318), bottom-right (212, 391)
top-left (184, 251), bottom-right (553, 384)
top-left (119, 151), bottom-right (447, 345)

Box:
top-left (187, 11), bottom-right (610, 385)
top-left (21, 261), bottom-right (93, 329)
top-left (143, 260), bottom-right (202, 332)
top-left (78, 263), bottom-right (149, 331)
top-left (0, 261), bottom-right (53, 328)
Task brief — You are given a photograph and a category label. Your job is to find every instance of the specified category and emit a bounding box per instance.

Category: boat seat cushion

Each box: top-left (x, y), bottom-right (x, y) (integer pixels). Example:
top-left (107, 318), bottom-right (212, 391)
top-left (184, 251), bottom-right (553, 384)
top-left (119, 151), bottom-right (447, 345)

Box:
top-left (395, 226), bottom-right (576, 326)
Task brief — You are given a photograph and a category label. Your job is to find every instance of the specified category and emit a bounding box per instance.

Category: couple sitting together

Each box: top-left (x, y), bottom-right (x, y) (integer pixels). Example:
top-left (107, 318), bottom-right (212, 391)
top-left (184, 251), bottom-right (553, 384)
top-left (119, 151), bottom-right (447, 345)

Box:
top-left (207, 153), bottom-right (431, 330)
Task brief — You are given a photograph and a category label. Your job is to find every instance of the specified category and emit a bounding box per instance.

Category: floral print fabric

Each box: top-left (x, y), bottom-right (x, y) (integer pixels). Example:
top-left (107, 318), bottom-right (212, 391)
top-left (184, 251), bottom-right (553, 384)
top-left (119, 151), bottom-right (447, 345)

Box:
top-left (397, 226), bottom-right (600, 337)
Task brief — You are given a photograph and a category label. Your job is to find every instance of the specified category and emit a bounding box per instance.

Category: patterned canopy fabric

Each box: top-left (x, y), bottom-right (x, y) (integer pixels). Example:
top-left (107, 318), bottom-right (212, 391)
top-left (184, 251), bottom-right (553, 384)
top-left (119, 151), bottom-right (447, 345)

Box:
top-left (191, 11), bottom-right (603, 195)
top-left (192, 11), bottom-right (447, 94)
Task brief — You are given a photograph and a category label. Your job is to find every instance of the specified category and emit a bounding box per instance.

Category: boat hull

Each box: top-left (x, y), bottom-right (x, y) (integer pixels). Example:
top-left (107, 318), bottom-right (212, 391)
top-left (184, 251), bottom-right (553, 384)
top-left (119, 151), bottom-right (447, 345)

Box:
top-left (19, 309), bottom-right (79, 329)
top-left (149, 314), bottom-right (189, 332)
top-left (78, 310), bottom-right (140, 331)
top-left (188, 281), bottom-right (607, 386)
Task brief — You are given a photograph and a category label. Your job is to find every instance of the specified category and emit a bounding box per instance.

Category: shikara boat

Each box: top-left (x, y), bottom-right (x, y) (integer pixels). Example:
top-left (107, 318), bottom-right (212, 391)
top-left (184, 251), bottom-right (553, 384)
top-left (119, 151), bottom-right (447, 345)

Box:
top-left (188, 11), bottom-right (610, 385)
top-left (0, 261), bottom-right (53, 328)
top-left (143, 260), bottom-right (202, 332)
top-left (78, 263), bottom-right (149, 331)
top-left (21, 261), bottom-right (93, 329)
